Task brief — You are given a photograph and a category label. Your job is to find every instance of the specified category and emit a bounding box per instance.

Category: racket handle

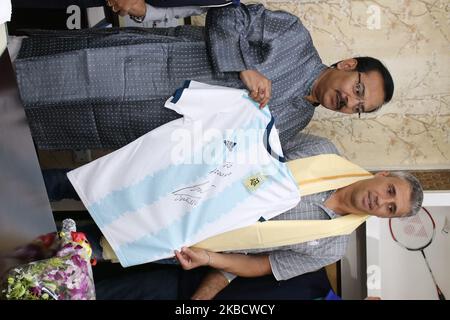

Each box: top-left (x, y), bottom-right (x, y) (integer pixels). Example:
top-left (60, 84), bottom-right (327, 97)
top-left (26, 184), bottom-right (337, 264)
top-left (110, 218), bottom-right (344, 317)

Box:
top-left (437, 287), bottom-right (446, 300)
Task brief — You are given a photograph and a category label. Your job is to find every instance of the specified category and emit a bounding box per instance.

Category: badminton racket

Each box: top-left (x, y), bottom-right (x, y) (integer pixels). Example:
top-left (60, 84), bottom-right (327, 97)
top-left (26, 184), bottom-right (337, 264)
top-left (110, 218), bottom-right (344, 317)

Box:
top-left (389, 207), bottom-right (446, 300)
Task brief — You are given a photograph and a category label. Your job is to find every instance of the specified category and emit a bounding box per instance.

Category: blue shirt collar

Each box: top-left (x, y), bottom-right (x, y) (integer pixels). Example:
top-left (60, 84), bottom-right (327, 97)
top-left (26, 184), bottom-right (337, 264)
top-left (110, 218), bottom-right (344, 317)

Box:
top-left (318, 190), bottom-right (338, 219)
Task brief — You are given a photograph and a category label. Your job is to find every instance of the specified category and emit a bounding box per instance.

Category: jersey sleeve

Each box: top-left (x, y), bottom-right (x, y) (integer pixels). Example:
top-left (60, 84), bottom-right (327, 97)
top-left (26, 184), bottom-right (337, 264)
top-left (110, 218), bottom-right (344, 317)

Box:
top-left (164, 80), bottom-right (255, 121)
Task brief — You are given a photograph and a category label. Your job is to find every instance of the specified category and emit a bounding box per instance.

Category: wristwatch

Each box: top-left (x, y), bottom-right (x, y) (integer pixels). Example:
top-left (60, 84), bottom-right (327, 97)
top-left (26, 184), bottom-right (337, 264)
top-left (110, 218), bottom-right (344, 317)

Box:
top-left (129, 5), bottom-right (147, 23)
top-left (129, 14), bottom-right (146, 23)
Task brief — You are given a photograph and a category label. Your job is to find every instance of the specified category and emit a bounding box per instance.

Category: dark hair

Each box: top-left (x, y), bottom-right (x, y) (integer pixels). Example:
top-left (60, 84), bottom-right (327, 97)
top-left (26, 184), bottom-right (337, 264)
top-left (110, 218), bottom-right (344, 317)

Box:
top-left (331, 57), bottom-right (394, 106)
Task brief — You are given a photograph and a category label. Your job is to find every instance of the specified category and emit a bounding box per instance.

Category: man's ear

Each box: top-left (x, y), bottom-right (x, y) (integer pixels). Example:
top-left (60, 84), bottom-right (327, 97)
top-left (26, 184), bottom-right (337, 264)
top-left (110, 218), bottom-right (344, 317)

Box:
top-left (336, 58), bottom-right (358, 71)
top-left (374, 171), bottom-right (390, 178)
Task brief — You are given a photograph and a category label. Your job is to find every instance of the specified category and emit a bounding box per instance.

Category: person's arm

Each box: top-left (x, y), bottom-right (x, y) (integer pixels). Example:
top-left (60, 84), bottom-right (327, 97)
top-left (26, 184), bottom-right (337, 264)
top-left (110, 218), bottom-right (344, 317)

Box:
top-left (111, 0), bottom-right (206, 21)
top-left (190, 269), bottom-right (230, 300)
top-left (175, 247), bottom-right (271, 277)
top-left (205, 4), bottom-right (301, 107)
top-left (143, 4), bottom-right (206, 22)
top-left (239, 70), bottom-right (271, 109)
top-left (110, 0), bottom-right (146, 17)
top-left (206, 4), bottom-right (304, 74)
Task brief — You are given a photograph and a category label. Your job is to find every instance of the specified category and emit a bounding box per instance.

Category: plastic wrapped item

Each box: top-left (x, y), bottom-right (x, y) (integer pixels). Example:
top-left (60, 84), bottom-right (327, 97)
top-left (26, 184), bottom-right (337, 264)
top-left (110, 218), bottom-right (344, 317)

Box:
top-left (0, 219), bottom-right (95, 300)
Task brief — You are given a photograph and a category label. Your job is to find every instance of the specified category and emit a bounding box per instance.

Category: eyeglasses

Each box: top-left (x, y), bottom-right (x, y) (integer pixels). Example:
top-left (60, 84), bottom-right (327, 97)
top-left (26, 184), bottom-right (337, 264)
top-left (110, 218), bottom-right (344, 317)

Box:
top-left (354, 72), bottom-right (366, 118)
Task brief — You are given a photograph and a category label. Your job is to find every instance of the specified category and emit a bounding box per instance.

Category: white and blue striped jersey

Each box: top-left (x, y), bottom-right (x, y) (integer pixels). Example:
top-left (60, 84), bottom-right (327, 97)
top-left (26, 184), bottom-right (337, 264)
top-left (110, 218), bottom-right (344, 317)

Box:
top-left (67, 81), bottom-right (300, 267)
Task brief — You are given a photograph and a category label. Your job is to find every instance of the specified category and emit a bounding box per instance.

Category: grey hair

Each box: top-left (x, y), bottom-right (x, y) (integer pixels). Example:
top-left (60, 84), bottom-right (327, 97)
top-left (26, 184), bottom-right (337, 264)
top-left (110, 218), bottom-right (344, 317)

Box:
top-left (389, 171), bottom-right (424, 217)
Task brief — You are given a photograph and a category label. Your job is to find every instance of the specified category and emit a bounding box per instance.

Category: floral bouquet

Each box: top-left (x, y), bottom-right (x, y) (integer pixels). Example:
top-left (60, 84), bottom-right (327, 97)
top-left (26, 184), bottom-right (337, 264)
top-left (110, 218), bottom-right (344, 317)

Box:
top-left (0, 219), bottom-right (96, 300)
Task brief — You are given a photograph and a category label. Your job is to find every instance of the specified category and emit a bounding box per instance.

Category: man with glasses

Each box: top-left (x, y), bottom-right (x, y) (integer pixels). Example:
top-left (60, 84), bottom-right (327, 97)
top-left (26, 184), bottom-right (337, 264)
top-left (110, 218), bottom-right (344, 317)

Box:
top-left (305, 58), bottom-right (389, 119)
top-left (14, 3), bottom-right (393, 151)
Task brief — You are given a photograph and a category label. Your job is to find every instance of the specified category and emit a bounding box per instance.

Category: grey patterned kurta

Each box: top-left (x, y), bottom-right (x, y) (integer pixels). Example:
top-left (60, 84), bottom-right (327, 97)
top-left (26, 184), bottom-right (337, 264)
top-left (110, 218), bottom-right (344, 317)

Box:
top-left (229, 133), bottom-right (350, 281)
top-left (15, 4), bottom-right (327, 150)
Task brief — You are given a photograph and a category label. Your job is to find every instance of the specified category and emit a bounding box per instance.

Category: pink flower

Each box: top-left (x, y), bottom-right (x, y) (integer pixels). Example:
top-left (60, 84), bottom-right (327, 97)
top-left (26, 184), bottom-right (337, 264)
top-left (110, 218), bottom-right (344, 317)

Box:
top-left (30, 287), bottom-right (41, 296)
top-left (70, 255), bottom-right (86, 268)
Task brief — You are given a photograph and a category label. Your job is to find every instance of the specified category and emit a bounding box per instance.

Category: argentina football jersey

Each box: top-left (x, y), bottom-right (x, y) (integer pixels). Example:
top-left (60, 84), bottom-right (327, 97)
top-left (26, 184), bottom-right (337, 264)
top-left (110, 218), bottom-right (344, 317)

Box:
top-left (68, 81), bottom-right (300, 267)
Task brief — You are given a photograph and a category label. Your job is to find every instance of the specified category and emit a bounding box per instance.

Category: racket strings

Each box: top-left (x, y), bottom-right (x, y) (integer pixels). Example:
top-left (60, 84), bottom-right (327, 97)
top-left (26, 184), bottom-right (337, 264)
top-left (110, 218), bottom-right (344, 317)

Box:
top-left (390, 210), bottom-right (435, 250)
top-left (389, 208), bottom-right (446, 300)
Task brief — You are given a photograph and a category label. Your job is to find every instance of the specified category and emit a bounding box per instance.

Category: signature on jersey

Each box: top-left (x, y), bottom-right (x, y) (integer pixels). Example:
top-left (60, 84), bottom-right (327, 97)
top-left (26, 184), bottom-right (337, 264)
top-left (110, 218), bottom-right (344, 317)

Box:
top-left (172, 162), bottom-right (234, 206)
top-left (172, 182), bottom-right (216, 206)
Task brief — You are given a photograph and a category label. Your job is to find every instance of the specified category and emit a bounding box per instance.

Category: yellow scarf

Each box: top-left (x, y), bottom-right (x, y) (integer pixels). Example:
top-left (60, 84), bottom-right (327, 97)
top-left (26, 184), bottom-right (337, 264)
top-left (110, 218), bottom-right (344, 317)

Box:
top-left (194, 154), bottom-right (372, 251)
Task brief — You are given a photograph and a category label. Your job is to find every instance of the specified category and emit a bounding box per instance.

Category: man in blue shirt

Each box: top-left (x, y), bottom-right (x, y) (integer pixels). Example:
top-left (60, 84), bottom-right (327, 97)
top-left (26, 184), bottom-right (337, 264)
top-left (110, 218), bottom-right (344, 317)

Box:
top-left (15, 3), bottom-right (394, 151)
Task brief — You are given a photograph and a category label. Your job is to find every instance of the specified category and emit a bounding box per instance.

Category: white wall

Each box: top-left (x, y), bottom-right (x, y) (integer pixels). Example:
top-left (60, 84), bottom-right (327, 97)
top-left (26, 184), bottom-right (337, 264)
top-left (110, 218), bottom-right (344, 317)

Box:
top-left (423, 192), bottom-right (450, 207)
top-left (367, 206), bottom-right (450, 300)
top-left (0, 24), bottom-right (6, 54)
